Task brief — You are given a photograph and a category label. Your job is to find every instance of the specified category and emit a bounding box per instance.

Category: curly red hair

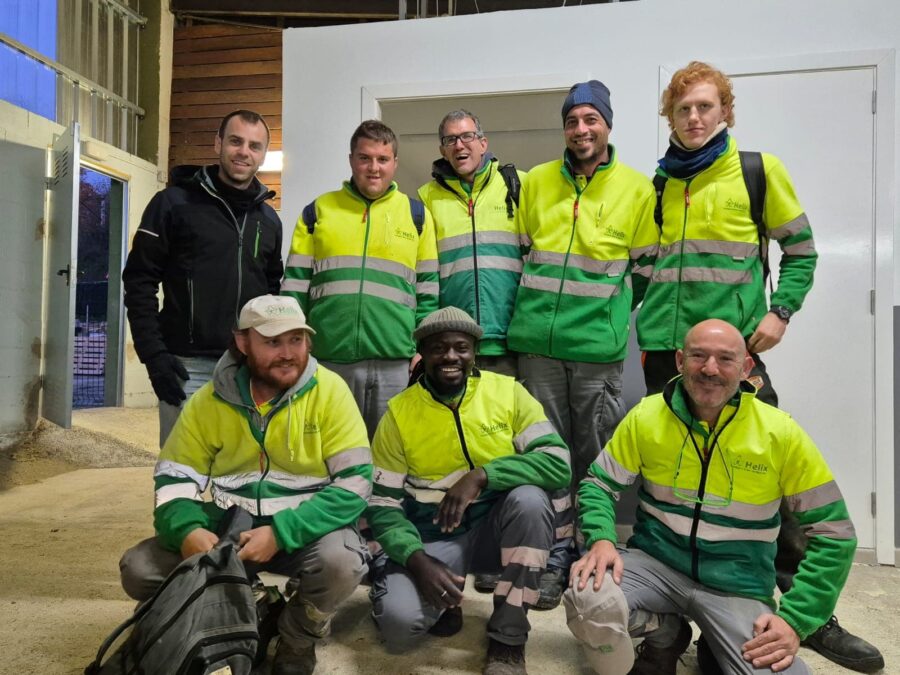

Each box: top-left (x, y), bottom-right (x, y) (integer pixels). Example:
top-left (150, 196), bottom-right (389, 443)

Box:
top-left (660, 61), bottom-right (735, 130)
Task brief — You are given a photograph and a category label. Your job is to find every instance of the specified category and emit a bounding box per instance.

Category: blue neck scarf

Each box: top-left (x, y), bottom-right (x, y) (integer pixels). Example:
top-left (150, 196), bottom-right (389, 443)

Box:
top-left (658, 128), bottom-right (729, 179)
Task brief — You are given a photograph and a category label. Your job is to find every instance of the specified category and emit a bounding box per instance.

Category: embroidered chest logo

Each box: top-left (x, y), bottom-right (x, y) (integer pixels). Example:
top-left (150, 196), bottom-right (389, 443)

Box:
top-left (394, 227), bottom-right (415, 242)
top-left (303, 421), bottom-right (319, 434)
top-left (732, 457), bottom-right (769, 475)
top-left (604, 224), bottom-right (626, 240)
top-left (479, 421), bottom-right (510, 436)
top-left (724, 197), bottom-right (749, 213)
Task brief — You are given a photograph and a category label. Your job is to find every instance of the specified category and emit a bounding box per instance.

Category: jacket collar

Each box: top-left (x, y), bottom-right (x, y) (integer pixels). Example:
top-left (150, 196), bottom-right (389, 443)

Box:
top-left (211, 349), bottom-right (319, 411)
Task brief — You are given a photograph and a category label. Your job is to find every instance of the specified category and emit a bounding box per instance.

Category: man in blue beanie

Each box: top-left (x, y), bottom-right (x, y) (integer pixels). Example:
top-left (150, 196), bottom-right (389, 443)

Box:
top-left (506, 80), bottom-right (659, 609)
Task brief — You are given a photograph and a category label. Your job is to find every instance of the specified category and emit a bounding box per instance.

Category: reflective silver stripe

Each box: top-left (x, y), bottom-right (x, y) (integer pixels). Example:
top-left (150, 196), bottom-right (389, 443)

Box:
top-left (494, 581), bottom-right (540, 607)
top-left (212, 471), bottom-right (263, 490)
top-left (651, 267), bottom-right (753, 284)
top-left (374, 466), bottom-right (407, 489)
top-left (416, 259), bottom-right (439, 274)
top-left (807, 518), bottom-right (856, 540)
top-left (643, 479), bottom-right (780, 521)
top-left (368, 494), bottom-right (403, 509)
top-left (520, 274), bottom-right (561, 293)
top-left (534, 445), bottom-right (571, 467)
top-left (316, 255), bottom-right (416, 285)
top-left (407, 469), bottom-right (468, 490)
top-left (781, 239), bottom-right (817, 256)
top-left (520, 233), bottom-right (532, 248)
top-left (213, 491), bottom-right (316, 516)
top-left (311, 280), bottom-right (416, 308)
top-left (639, 499), bottom-right (779, 542)
top-left (513, 420), bottom-right (557, 453)
top-left (500, 545), bottom-right (548, 567)
top-left (155, 482), bottom-right (201, 507)
top-left (326, 446), bottom-right (372, 475)
top-left (333, 473), bottom-right (372, 500)
top-left (630, 243), bottom-right (659, 259)
top-left (440, 255), bottom-right (522, 278)
top-left (438, 230), bottom-right (520, 253)
top-left (770, 213), bottom-right (811, 241)
top-left (286, 253), bottom-right (313, 268)
top-left (154, 459), bottom-right (209, 491)
top-left (528, 250), bottom-right (628, 276)
top-left (583, 474), bottom-right (617, 497)
top-left (552, 494), bottom-right (572, 512)
top-left (632, 264), bottom-right (654, 279)
top-left (659, 239), bottom-right (758, 259)
top-left (784, 480), bottom-right (844, 513)
top-left (416, 281), bottom-right (439, 297)
top-left (593, 452), bottom-right (638, 487)
top-left (556, 524), bottom-right (574, 539)
top-left (528, 250), bottom-right (567, 266)
top-left (562, 279), bottom-right (619, 298)
top-left (136, 228), bottom-right (159, 238)
top-left (281, 278), bottom-right (310, 294)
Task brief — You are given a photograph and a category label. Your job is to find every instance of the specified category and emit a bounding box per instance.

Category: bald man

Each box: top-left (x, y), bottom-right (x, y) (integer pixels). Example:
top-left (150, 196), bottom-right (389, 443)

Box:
top-left (563, 320), bottom-right (857, 675)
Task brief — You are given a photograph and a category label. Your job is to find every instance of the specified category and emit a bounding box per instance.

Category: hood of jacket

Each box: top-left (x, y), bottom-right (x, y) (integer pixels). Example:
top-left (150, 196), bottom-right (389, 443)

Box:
top-left (169, 164), bottom-right (275, 205)
top-left (430, 152), bottom-right (497, 183)
top-left (210, 348), bottom-right (320, 411)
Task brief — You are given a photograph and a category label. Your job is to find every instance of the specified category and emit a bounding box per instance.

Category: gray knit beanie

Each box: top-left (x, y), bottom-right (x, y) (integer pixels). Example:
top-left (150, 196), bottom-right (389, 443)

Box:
top-left (413, 306), bottom-right (484, 344)
top-left (561, 80), bottom-right (613, 129)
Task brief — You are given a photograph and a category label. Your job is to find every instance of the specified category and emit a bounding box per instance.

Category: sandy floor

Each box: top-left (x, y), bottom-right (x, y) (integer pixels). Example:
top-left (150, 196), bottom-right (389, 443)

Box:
top-left (0, 410), bottom-right (895, 674)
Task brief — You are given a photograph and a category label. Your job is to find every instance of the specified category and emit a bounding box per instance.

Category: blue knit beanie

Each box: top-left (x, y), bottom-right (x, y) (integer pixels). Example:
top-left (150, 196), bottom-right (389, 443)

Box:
top-left (561, 80), bottom-right (613, 129)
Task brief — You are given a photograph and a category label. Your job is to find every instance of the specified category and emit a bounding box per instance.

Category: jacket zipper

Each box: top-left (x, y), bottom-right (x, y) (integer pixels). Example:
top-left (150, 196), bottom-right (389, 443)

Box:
top-left (688, 432), bottom-right (710, 581)
top-left (200, 182), bottom-right (248, 323)
top-left (187, 277), bottom-right (195, 344)
top-left (672, 182), bottom-right (691, 346)
top-left (548, 192), bottom-right (580, 354)
top-left (450, 406), bottom-right (475, 470)
top-left (357, 203), bottom-right (372, 358)
top-left (256, 415), bottom-right (270, 515)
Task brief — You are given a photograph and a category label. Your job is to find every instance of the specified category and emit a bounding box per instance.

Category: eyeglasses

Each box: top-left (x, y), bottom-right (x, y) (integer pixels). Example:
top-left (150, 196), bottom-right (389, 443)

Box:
top-left (672, 431), bottom-right (734, 508)
top-left (440, 131), bottom-right (482, 147)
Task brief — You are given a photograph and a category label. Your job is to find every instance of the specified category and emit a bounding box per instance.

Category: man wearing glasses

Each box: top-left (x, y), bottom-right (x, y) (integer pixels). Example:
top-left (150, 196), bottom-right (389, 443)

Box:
top-left (564, 319), bottom-right (857, 675)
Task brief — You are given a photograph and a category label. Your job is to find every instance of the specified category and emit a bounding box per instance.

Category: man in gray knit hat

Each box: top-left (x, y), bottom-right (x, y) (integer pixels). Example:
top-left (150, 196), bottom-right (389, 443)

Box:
top-left (366, 307), bottom-right (571, 675)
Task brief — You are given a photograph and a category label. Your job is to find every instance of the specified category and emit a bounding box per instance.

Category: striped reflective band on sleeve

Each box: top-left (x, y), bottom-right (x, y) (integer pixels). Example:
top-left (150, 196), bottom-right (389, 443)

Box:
top-left (769, 213), bottom-right (811, 241)
top-left (326, 446), bottom-right (372, 474)
top-left (373, 465), bottom-right (407, 489)
top-left (155, 482), bottom-right (202, 507)
top-left (513, 420), bottom-right (557, 453)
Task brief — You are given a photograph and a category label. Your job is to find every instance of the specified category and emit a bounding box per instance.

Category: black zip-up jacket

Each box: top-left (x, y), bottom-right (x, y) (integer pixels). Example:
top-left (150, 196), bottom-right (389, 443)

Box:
top-left (123, 165), bottom-right (284, 361)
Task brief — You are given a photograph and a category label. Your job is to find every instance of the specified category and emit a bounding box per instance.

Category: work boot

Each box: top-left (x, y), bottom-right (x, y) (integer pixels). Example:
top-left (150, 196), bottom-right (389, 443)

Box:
top-left (532, 567), bottom-right (566, 611)
top-left (474, 573), bottom-right (501, 593)
top-left (629, 618), bottom-right (692, 675)
top-left (271, 637), bottom-right (317, 675)
top-left (695, 634), bottom-right (724, 675)
top-left (483, 638), bottom-right (527, 675)
top-left (801, 615), bottom-right (884, 673)
top-left (427, 606), bottom-right (463, 637)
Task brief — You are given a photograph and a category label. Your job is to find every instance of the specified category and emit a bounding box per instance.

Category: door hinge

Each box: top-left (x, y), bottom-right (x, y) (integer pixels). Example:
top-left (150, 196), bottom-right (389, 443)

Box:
top-left (872, 90), bottom-right (877, 114)
top-left (871, 491), bottom-right (876, 517)
top-left (870, 289), bottom-right (875, 315)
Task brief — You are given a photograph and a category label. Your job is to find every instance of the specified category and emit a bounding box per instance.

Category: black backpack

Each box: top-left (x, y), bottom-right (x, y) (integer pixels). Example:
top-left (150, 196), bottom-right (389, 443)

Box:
top-left (653, 151), bottom-right (769, 282)
top-left (85, 507), bottom-right (259, 675)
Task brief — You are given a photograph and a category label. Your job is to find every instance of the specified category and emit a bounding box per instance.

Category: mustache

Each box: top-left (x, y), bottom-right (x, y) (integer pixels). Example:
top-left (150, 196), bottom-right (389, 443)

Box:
top-left (271, 360), bottom-right (298, 368)
top-left (694, 374), bottom-right (726, 386)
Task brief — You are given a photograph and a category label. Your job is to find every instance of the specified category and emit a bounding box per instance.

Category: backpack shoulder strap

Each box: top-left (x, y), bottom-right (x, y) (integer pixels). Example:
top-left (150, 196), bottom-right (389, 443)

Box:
top-left (408, 197), bottom-right (425, 235)
top-left (498, 163), bottom-right (521, 219)
top-left (301, 200), bottom-right (317, 235)
top-left (738, 150), bottom-right (769, 280)
top-left (652, 173), bottom-right (668, 229)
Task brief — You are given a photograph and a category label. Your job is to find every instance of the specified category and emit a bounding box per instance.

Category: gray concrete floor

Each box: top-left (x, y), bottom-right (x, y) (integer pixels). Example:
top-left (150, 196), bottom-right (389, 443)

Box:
top-left (0, 408), bottom-right (895, 674)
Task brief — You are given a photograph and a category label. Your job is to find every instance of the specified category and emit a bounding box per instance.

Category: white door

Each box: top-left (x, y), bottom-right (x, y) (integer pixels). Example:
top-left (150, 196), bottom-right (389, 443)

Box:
top-left (43, 124), bottom-right (81, 428)
top-left (708, 68), bottom-right (876, 548)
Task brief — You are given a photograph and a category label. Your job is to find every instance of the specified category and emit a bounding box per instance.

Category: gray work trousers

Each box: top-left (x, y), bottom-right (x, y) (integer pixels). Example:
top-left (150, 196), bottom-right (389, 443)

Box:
top-left (476, 354), bottom-right (519, 378)
top-left (564, 548), bottom-right (810, 675)
top-left (157, 355), bottom-right (218, 448)
top-left (119, 527), bottom-right (368, 649)
top-left (370, 485), bottom-right (553, 651)
top-left (322, 359), bottom-right (409, 440)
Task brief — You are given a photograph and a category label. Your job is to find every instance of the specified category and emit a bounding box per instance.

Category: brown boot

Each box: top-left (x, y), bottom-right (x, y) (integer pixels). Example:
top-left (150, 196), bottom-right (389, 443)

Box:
top-left (628, 618), bottom-right (691, 675)
top-left (271, 637), bottom-right (316, 675)
top-left (483, 638), bottom-right (527, 675)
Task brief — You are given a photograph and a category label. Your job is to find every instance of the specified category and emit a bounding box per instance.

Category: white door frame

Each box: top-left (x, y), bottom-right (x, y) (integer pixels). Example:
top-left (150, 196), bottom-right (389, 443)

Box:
top-left (660, 49), bottom-right (895, 565)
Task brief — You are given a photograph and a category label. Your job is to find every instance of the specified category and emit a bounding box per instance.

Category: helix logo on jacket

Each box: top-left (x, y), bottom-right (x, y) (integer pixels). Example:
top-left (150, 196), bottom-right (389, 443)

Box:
top-left (479, 421), bottom-right (510, 436)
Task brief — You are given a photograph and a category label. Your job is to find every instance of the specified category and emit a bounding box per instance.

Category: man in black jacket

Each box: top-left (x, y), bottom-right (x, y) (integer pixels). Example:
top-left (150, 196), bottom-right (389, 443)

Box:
top-left (123, 109), bottom-right (284, 446)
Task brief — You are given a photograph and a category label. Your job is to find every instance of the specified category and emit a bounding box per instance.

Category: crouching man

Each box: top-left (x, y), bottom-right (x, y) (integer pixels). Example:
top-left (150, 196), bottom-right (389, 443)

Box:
top-left (366, 307), bottom-right (571, 674)
top-left (119, 295), bottom-right (372, 675)
top-left (564, 319), bottom-right (857, 675)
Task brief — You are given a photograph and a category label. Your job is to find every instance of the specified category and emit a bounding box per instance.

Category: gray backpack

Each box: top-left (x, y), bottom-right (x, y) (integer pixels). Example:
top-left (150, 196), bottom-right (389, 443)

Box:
top-left (85, 508), bottom-right (259, 675)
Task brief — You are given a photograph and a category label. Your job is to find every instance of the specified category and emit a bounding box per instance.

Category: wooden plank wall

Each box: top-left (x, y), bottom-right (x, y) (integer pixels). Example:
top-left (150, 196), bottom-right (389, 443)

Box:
top-left (170, 23), bottom-right (283, 209)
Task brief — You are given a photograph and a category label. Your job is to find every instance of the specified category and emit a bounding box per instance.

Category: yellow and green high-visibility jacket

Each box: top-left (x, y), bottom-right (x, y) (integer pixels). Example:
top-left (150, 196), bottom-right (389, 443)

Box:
top-left (153, 352), bottom-right (372, 554)
top-left (418, 157), bottom-right (524, 356)
top-left (507, 147), bottom-right (658, 363)
top-left (637, 137), bottom-right (817, 350)
top-left (579, 379), bottom-right (856, 640)
top-left (281, 182), bottom-right (439, 363)
top-left (367, 370), bottom-right (571, 565)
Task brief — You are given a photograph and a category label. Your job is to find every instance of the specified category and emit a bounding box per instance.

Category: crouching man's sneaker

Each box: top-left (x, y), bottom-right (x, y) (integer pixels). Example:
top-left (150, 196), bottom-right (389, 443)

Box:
top-left (628, 618), bottom-right (692, 675)
top-left (272, 637), bottom-right (317, 675)
top-left (483, 638), bottom-right (527, 675)
top-left (801, 616), bottom-right (884, 673)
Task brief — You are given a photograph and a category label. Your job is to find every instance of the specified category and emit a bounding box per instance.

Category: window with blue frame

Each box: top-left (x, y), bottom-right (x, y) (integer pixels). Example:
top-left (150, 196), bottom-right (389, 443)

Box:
top-left (0, 0), bottom-right (57, 120)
